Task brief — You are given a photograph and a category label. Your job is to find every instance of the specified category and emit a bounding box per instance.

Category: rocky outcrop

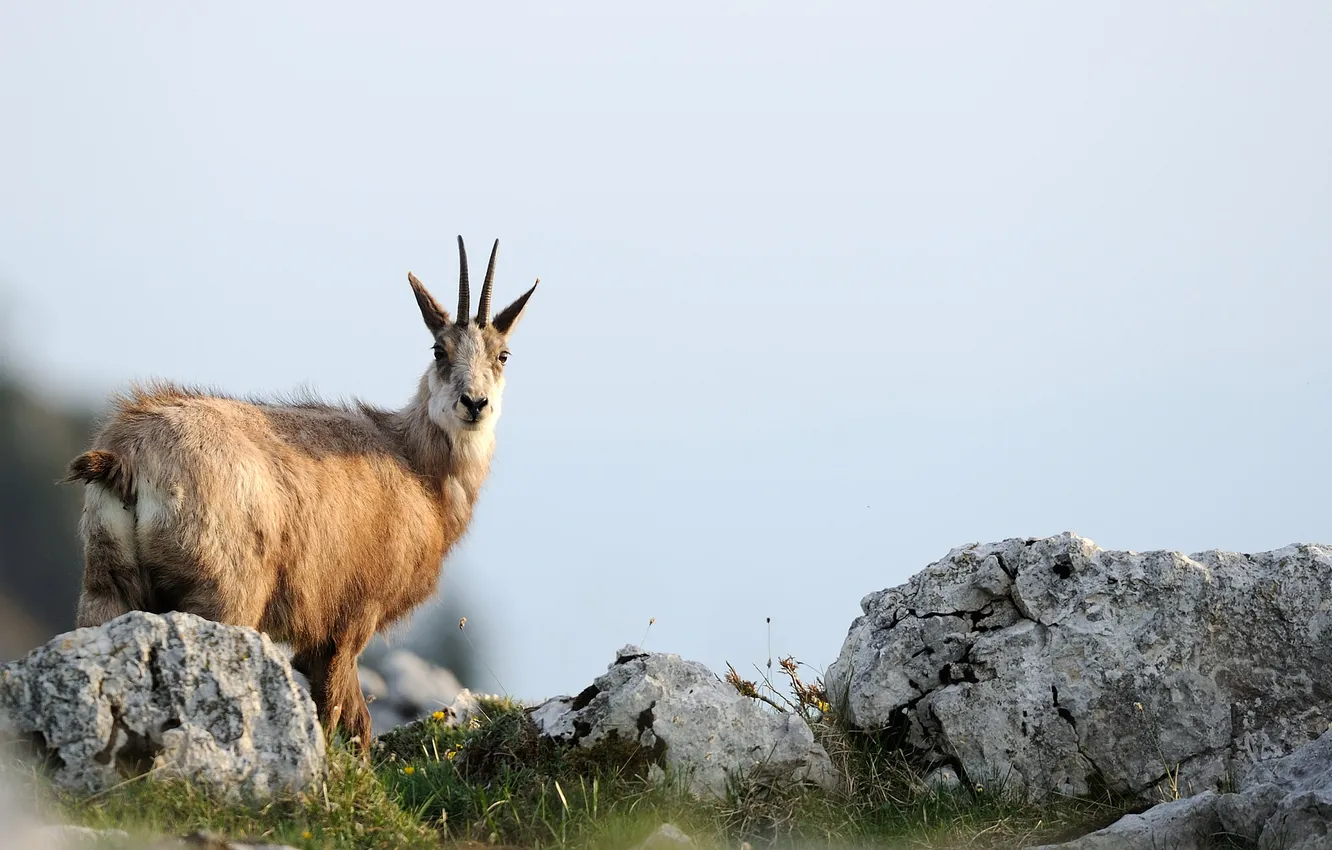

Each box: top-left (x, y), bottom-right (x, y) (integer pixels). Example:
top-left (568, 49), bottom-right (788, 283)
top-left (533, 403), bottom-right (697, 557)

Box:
top-left (827, 533), bottom-right (1332, 801)
top-left (1032, 726), bottom-right (1332, 850)
top-left (358, 649), bottom-right (462, 733)
top-left (532, 645), bottom-right (838, 799)
top-left (0, 611), bottom-right (325, 800)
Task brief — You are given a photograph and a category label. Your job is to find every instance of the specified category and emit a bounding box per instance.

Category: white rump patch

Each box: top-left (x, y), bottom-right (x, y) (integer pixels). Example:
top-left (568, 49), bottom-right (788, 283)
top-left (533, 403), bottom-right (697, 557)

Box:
top-left (85, 484), bottom-right (135, 558)
top-left (135, 478), bottom-right (172, 532)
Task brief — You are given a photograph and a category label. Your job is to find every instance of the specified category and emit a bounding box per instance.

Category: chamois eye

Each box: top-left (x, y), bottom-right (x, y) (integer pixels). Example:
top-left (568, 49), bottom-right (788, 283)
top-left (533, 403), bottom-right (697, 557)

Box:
top-left (433, 345), bottom-right (446, 362)
top-left (497, 351), bottom-right (511, 365)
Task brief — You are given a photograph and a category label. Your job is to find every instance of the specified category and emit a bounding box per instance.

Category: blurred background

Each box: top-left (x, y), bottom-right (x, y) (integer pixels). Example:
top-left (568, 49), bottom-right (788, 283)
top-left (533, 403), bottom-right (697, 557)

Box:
top-left (1, 2), bottom-right (1329, 703)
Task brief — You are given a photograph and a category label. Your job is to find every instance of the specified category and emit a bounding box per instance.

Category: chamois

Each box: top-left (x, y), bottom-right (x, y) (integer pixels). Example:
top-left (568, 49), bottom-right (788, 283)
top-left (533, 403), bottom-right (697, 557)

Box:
top-left (63, 236), bottom-right (539, 747)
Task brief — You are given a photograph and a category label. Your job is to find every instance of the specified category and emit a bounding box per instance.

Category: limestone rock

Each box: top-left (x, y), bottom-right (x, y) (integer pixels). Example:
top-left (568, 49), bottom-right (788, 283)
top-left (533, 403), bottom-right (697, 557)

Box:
top-left (1237, 726), bottom-right (1332, 850)
top-left (1031, 792), bottom-right (1221, 850)
top-left (377, 649), bottom-right (462, 717)
top-left (827, 533), bottom-right (1332, 801)
top-left (924, 764), bottom-right (962, 791)
top-left (1031, 727), bottom-right (1332, 849)
top-left (442, 688), bottom-right (505, 728)
top-left (629, 823), bottom-right (695, 850)
top-left (0, 611), bottom-right (325, 800)
top-left (532, 645), bottom-right (838, 799)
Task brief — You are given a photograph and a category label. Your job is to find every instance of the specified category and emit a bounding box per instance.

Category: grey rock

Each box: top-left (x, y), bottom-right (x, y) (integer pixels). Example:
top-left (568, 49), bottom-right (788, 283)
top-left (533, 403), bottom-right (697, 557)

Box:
top-left (530, 694), bottom-right (577, 739)
top-left (827, 533), bottom-right (1332, 801)
top-left (1242, 727), bottom-right (1332, 850)
top-left (375, 649), bottom-right (462, 720)
top-left (1259, 789), bottom-right (1332, 850)
top-left (924, 764), bottom-right (962, 791)
top-left (442, 688), bottom-right (505, 728)
top-left (533, 645), bottom-right (838, 799)
top-left (629, 823), bottom-right (695, 850)
top-left (379, 649), bottom-right (461, 714)
top-left (0, 611), bottom-right (325, 800)
top-left (1029, 792), bottom-right (1221, 850)
top-left (1032, 727), bottom-right (1332, 849)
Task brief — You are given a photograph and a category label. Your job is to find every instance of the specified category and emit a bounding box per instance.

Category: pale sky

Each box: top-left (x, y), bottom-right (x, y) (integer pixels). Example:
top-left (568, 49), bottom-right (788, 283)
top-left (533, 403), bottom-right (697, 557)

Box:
top-left (2, 1), bottom-right (1329, 703)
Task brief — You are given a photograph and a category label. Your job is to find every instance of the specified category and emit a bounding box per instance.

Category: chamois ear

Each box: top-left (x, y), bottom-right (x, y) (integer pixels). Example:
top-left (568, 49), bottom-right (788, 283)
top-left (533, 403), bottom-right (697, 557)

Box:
top-left (492, 279), bottom-right (539, 337)
top-left (408, 272), bottom-right (450, 332)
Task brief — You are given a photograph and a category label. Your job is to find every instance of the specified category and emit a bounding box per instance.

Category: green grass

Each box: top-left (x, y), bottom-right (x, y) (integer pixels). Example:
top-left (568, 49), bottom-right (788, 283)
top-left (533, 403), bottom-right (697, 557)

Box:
top-left (9, 745), bottom-right (439, 849)
top-left (4, 682), bottom-right (1146, 850)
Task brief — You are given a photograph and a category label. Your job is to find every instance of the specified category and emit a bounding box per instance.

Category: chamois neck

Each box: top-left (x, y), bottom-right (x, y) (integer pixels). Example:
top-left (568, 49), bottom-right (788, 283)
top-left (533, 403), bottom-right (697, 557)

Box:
top-left (394, 376), bottom-right (495, 504)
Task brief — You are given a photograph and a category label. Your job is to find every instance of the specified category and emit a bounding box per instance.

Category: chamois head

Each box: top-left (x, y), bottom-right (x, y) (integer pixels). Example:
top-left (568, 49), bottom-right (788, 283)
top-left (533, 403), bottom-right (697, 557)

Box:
top-left (408, 236), bottom-right (538, 437)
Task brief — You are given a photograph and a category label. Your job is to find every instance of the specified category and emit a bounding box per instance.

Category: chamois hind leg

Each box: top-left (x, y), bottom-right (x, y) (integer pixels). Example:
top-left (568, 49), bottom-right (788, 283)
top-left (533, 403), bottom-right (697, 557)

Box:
top-left (74, 486), bottom-right (152, 628)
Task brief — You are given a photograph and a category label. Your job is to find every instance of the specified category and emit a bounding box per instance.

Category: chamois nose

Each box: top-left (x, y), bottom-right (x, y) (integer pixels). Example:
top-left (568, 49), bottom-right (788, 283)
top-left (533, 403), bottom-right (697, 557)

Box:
top-left (459, 394), bottom-right (488, 417)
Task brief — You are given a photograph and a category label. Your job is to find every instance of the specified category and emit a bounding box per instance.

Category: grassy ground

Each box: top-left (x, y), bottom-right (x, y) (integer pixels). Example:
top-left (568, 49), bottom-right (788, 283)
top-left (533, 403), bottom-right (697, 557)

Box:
top-left (4, 670), bottom-right (1147, 850)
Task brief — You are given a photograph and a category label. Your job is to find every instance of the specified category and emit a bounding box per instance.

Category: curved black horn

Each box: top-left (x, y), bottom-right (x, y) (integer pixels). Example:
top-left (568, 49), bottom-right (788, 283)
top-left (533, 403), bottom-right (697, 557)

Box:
top-left (478, 238), bottom-right (499, 326)
top-left (456, 235), bottom-right (470, 324)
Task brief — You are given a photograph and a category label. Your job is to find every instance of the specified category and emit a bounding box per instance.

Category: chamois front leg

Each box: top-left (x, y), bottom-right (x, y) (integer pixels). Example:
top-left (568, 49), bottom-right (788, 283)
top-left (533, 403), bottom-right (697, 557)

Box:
top-left (295, 612), bottom-right (378, 752)
top-left (326, 654), bottom-right (373, 753)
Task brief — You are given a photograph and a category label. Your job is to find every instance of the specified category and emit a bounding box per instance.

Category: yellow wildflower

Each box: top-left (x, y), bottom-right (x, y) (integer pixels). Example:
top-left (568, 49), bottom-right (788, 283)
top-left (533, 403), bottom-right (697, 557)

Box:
top-left (302, 831), bottom-right (312, 840)
top-left (403, 765), bottom-right (416, 775)
top-left (432, 710), bottom-right (446, 721)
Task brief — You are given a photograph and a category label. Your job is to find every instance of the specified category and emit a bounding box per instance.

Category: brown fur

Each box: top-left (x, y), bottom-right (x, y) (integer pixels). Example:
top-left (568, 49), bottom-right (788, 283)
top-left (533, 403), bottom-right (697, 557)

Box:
top-left (64, 239), bottom-right (539, 748)
top-left (64, 450), bottom-right (134, 506)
